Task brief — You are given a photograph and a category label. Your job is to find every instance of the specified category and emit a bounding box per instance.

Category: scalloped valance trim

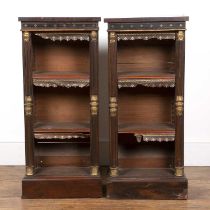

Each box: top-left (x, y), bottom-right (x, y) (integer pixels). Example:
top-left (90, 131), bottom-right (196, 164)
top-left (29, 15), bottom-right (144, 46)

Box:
top-left (35, 33), bottom-right (90, 41)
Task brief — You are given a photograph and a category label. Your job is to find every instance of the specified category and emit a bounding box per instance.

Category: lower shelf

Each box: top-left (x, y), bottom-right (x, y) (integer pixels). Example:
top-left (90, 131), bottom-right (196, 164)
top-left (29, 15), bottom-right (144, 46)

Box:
top-left (119, 123), bottom-right (175, 142)
top-left (119, 123), bottom-right (175, 134)
top-left (106, 168), bottom-right (188, 199)
top-left (22, 166), bottom-right (102, 198)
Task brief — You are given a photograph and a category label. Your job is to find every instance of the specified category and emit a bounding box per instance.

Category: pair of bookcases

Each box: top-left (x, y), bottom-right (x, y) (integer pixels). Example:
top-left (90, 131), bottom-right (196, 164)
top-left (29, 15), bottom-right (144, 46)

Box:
top-left (19, 17), bottom-right (188, 199)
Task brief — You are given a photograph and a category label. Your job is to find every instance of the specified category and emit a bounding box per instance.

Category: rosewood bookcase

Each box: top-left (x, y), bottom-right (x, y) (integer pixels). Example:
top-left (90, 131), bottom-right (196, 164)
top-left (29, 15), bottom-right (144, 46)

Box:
top-left (105, 17), bottom-right (189, 199)
top-left (19, 17), bottom-right (102, 198)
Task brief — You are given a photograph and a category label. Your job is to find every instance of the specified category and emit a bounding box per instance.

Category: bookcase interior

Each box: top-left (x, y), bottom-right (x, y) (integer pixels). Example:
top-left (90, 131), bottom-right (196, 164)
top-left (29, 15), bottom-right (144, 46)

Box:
top-left (33, 35), bottom-right (90, 74)
top-left (35, 141), bottom-right (90, 168)
top-left (118, 87), bottom-right (175, 125)
top-left (117, 39), bottom-right (175, 75)
top-left (34, 87), bottom-right (90, 124)
top-left (118, 134), bottom-right (174, 169)
top-left (117, 39), bottom-right (176, 172)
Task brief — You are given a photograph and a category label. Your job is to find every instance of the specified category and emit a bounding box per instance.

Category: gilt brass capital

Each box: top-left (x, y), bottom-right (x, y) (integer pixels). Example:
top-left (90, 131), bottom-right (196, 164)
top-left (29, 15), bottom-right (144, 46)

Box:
top-left (23, 31), bottom-right (30, 42)
top-left (177, 31), bottom-right (184, 41)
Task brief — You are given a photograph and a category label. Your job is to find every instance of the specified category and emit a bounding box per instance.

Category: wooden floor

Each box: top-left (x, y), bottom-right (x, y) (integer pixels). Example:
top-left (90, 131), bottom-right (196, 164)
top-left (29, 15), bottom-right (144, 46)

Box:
top-left (0, 166), bottom-right (210, 210)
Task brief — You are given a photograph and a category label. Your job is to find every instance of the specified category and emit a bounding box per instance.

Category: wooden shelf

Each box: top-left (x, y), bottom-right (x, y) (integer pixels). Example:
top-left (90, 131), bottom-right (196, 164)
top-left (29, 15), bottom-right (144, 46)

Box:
top-left (119, 123), bottom-right (175, 142)
top-left (34, 122), bottom-right (90, 141)
top-left (33, 71), bottom-right (89, 88)
top-left (118, 72), bottom-right (175, 88)
top-left (33, 71), bottom-right (89, 79)
top-left (119, 123), bottom-right (175, 134)
top-left (34, 122), bottom-right (90, 133)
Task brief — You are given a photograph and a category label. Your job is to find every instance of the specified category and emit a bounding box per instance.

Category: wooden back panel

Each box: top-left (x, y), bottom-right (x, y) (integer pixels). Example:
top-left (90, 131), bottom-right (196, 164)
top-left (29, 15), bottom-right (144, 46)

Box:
top-left (118, 134), bottom-right (174, 168)
top-left (117, 40), bottom-right (175, 73)
top-left (34, 87), bottom-right (90, 123)
top-left (33, 36), bottom-right (90, 72)
top-left (35, 142), bottom-right (90, 167)
top-left (118, 87), bottom-right (174, 124)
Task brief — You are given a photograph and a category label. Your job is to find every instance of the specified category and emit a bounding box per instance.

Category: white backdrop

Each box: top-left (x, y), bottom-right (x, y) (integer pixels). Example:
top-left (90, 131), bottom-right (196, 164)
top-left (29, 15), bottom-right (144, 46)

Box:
top-left (0, 0), bottom-right (209, 165)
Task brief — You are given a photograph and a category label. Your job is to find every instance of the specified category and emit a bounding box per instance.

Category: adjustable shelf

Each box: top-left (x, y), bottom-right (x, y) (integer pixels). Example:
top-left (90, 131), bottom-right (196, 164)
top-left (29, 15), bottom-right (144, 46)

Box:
top-left (105, 17), bottom-right (188, 199)
top-left (19, 17), bottom-right (102, 198)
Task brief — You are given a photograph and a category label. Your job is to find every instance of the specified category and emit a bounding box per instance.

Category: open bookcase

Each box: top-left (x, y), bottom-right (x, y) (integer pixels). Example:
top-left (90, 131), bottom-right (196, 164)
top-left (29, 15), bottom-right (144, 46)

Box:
top-left (105, 17), bottom-right (189, 199)
top-left (19, 17), bottom-right (102, 198)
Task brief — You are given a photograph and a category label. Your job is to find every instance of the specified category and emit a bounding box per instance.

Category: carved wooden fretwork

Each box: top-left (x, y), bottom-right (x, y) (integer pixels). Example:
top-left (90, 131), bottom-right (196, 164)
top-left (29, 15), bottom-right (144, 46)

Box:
top-left (35, 33), bottom-right (90, 41)
top-left (33, 79), bottom-right (89, 88)
top-left (117, 33), bottom-right (175, 41)
top-left (134, 134), bottom-right (175, 143)
top-left (118, 79), bottom-right (175, 88)
top-left (34, 133), bottom-right (89, 140)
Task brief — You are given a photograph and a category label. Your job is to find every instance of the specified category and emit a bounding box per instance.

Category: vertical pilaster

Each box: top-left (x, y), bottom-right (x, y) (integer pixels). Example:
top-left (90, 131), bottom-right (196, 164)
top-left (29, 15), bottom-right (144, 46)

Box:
top-left (90, 31), bottom-right (99, 176)
top-left (22, 31), bottom-right (35, 176)
top-left (108, 32), bottom-right (118, 176)
top-left (175, 31), bottom-right (185, 176)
